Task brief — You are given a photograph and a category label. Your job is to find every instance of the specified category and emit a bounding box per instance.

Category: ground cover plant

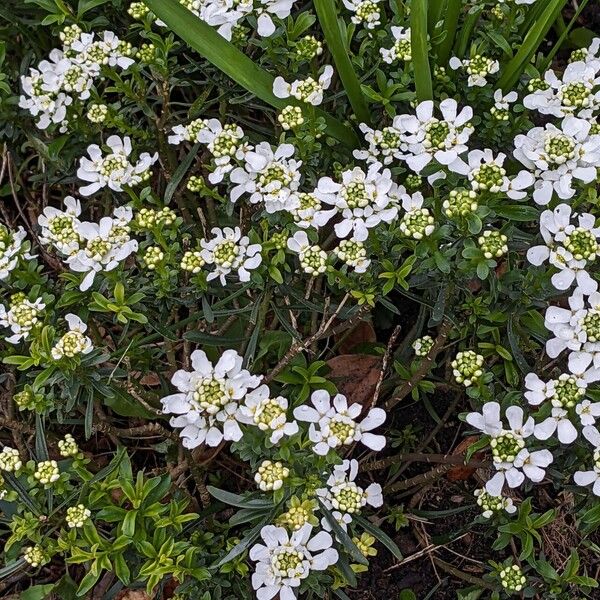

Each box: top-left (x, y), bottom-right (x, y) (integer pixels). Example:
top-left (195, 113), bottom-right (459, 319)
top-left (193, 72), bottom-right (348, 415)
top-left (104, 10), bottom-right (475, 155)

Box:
top-left (1, 0), bottom-right (600, 598)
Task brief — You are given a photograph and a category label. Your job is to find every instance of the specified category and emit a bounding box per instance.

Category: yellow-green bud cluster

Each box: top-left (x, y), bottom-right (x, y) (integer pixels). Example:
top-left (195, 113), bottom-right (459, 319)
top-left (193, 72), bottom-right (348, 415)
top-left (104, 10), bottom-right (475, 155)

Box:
top-left (0, 473), bottom-right (6, 500)
top-left (399, 208), bottom-right (435, 239)
top-left (213, 240), bottom-right (239, 267)
top-left (412, 335), bottom-right (434, 357)
top-left (434, 65), bottom-right (450, 83)
top-left (9, 293), bottom-right (43, 335)
top-left (299, 246), bottom-right (328, 275)
top-left (66, 504), bottom-right (91, 528)
top-left (552, 375), bottom-right (585, 409)
top-left (582, 312), bottom-right (600, 343)
top-left (490, 432), bottom-right (524, 463)
top-left (563, 228), bottom-right (598, 261)
top-left (180, 250), bottom-right (205, 273)
top-left (353, 532), bottom-right (378, 557)
top-left (491, 105), bottom-right (510, 121)
top-left (466, 54), bottom-right (496, 78)
top-left (0, 447), bottom-right (22, 472)
top-left (34, 460), bottom-right (60, 485)
top-left (53, 331), bottom-right (88, 359)
top-left (135, 207), bottom-right (176, 229)
top-left (451, 350), bottom-right (484, 386)
top-left (231, 24), bottom-right (249, 46)
top-left (187, 175), bottom-right (205, 192)
top-left (185, 118), bottom-right (209, 142)
top-left (128, 1), bottom-right (150, 19)
top-left (474, 489), bottom-right (512, 517)
top-left (334, 239), bottom-right (367, 268)
top-left (254, 460), bottom-right (289, 491)
top-left (499, 564), bottom-right (527, 593)
top-left (392, 38), bottom-right (411, 62)
top-left (471, 163), bottom-right (505, 193)
top-left (60, 24), bottom-right (82, 47)
top-left (276, 498), bottom-right (318, 530)
top-left (58, 433), bottom-right (80, 458)
top-left (270, 231), bottom-right (288, 251)
top-left (424, 120), bottom-right (451, 150)
top-left (491, 5), bottom-right (505, 20)
top-left (272, 548), bottom-right (304, 577)
top-left (193, 377), bottom-right (227, 414)
top-left (527, 77), bottom-right (550, 93)
top-left (545, 134), bottom-right (576, 164)
top-left (136, 43), bottom-right (156, 63)
top-left (569, 48), bottom-right (588, 63)
top-left (354, 0), bottom-right (380, 25)
top-left (278, 105), bottom-right (305, 130)
top-left (331, 482), bottom-right (364, 513)
top-left (478, 230), bottom-right (508, 259)
top-left (142, 245), bottom-right (164, 270)
top-left (559, 82), bottom-right (592, 109)
top-left (405, 174), bottom-right (423, 191)
top-left (295, 35), bottom-right (323, 60)
top-left (342, 183), bottom-right (369, 209)
top-left (13, 389), bottom-right (42, 411)
top-left (443, 189), bottom-right (478, 218)
top-left (87, 103), bottom-right (108, 124)
top-left (23, 545), bottom-right (47, 567)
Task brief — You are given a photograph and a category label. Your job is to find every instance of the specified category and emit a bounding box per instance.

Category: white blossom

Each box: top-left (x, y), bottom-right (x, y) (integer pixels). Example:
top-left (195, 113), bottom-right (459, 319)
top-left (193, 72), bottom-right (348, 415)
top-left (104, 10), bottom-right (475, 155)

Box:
top-left (38, 196), bottom-right (82, 256)
top-left (380, 27), bottom-right (411, 63)
top-left (273, 65), bottom-right (334, 106)
top-left (0, 224), bottom-right (30, 280)
top-left (449, 55), bottom-right (499, 87)
top-left (286, 231), bottom-right (328, 276)
top-left (574, 425), bottom-right (600, 495)
top-left (51, 314), bottom-right (93, 360)
top-left (293, 389), bottom-right (386, 455)
top-left (0, 295), bottom-right (45, 344)
top-left (160, 349), bottom-right (261, 448)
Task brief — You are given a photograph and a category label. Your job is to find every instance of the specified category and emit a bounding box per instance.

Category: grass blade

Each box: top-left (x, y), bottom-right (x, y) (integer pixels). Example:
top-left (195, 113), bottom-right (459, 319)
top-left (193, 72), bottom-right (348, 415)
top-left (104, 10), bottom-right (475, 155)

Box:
top-left (498, 0), bottom-right (568, 90)
top-left (313, 0), bottom-right (371, 125)
top-left (435, 0), bottom-right (461, 65)
top-left (144, 0), bottom-right (358, 147)
top-left (411, 0), bottom-right (433, 101)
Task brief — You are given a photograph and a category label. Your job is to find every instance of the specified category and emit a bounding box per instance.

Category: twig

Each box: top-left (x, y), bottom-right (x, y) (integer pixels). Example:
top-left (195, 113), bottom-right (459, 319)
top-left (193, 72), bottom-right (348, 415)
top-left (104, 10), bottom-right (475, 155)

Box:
top-left (367, 325), bottom-right (401, 411)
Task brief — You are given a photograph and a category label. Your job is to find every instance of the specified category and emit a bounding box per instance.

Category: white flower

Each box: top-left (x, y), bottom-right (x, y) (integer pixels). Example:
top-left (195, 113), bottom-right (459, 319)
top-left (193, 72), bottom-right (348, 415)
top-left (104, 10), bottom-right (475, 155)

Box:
top-left (313, 164), bottom-right (398, 241)
top-left (230, 142), bottom-right (302, 213)
top-left (199, 120), bottom-right (246, 183)
top-left (255, 460), bottom-right (290, 491)
top-left (0, 447), bottom-right (22, 472)
top-left (273, 65), bottom-right (334, 106)
top-left (576, 400), bottom-right (600, 427)
top-left (527, 203), bottom-right (600, 294)
top-left (524, 369), bottom-right (600, 408)
top-left (449, 55), bottom-right (499, 87)
top-left (67, 211), bottom-right (138, 291)
top-left (513, 116), bottom-right (600, 205)
top-left (574, 426), bottom-right (600, 495)
top-left (238, 384), bottom-right (299, 444)
top-left (77, 135), bottom-right (158, 196)
top-left (474, 488), bottom-right (517, 519)
top-left (534, 408), bottom-right (578, 444)
top-left (354, 122), bottom-right (406, 165)
top-left (254, 0), bottom-right (297, 37)
top-left (288, 192), bottom-right (322, 229)
top-left (250, 524), bottom-right (338, 600)
top-left (394, 99), bottom-right (474, 175)
top-left (286, 231), bottom-right (328, 276)
top-left (38, 196), bottom-right (82, 256)
top-left (168, 118), bottom-right (209, 145)
top-left (0, 295), bottom-right (45, 344)
top-left (293, 389), bottom-right (386, 456)
top-left (317, 459), bottom-right (383, 518)
top-left (51, 314), bottom-right (93, 360)
top-left (491, 89), bottom-right (518, 120)
top-left (333, 239), bottom-right (371, 273)
top-left (380, 27), bottom-right (411, 63)
top-left (398, 190), bottom-right (435, 240)
top-left (524, 61), bottom-right (600, 118)
top-left (342, 0), bottom-right (381, 30)
top-left (199, 226), bottom-right (262, 285)
top-left (160, 349), bottom-right (261, 448)
top-left (544, 288), bottom-right (600, 374)
top-left (0, 225), bottom-right (30, 280)
top-left (461, 149), bottom-right (533, 199)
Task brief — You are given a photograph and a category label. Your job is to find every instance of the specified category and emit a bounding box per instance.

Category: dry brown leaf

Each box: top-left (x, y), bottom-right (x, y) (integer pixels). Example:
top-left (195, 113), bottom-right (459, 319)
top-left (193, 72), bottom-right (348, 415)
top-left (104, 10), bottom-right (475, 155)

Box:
top-left (446, 435), bottom-right (484, 482)
top-left (326, 354), bottom-right (382, 406)
top-left (337, 320), bottom-right (377, 354)
top-left (115, 591), bottom-right (151, 600)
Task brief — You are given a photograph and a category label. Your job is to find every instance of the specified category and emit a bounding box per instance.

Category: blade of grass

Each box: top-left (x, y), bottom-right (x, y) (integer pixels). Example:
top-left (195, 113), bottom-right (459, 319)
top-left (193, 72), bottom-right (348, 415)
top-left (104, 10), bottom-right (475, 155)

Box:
top-left (145, 0), bottom-right (358, 147)
top-left (498, 0), bottom-right (568, 90)
top-left (411, 0), bottom-right (433, 101)
top-left (541, 0), bottom-right (590, 71)
top-left (455, 6), bottom-right (483, 59)
top-left (313, 0), bottom-right (371, 125)
top-left (435, 0), bottom-right (462, 65)
top-left (428, 0), bottom-right (446, 35)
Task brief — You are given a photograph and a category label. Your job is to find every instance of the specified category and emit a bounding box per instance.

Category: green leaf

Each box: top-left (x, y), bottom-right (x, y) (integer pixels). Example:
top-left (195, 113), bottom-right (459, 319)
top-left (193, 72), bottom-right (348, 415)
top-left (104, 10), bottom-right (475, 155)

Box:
top-left (144, 0), bottom-right (357, 147)
top-left (207, 486), bottom-right (273, 509)
top-left (165, 143), bottom-right (200, 205)
top-left (313, 0), bottom-right (370, 124)
top-left (319, 501), bottom-right (368, 565)
top-left (493, 204), bottom-right (540, 222)
top-left (497, 0), bottom-right (568, 90)
top-left (19, 583), bottom-right (56, 600)
top-left (354, 515), bottom-right (403, 560)
top-left (411, 0), bottom-right (433, 101)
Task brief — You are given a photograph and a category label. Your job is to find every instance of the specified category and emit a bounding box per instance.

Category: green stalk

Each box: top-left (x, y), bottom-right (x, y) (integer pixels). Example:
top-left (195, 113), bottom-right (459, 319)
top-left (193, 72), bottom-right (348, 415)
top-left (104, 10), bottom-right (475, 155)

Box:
top-left (313, 0), bottom-right (371, 125)
top-left (498, 0), bottom-right (568, 91)
top-left (455, 6), bottom-right (482, 59)
top-left (145, 0), bottom-right (358, 147)
top-left (411, 0), bottom-right (433, 101)
top-left (436, 0), bottom-right (462, 65)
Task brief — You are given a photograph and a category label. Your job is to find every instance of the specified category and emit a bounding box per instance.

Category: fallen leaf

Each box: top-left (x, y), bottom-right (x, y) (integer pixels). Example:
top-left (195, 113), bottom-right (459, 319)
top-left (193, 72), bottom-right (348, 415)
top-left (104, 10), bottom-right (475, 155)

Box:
top-left (337, 320), bottom-right (377, 354)
top-left (446, 436), bottom-right (484, 482)
top-left (326, 354), bottom-right (382, 406)
top-left (116, 591), bottom-right (151, 600)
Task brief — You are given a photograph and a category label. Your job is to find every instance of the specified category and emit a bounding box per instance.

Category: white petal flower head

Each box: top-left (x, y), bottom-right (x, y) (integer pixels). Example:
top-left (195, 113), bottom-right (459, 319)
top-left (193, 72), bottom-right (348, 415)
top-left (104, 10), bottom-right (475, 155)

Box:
top-left (273, 65), bottom-right (334, 106)
top-left (38, 196), bottom-right (82, 256)
top-left (527, 203), bottom-right (600, 294)
top-left (354, 122), bottom-right (407, 166)
top-left (534, 407), bottom-right (578, 444)
top-left (393, 99), bottom-right (474, 175)
top-left (343, 0), bottom-right (382, 30)
top-left (544, 288), bottom-right (600, 373)
top-left (250, 524), bottom-right (338, 600)
top-left (576, 399), bottom-right (600, 427)
top-left (317, 459), bottom-right (383, 519)
top-left (491, 89), bottom-right (518, 120)
top-left (0, 295), bottom-right (45, 344)
top-left (293, 390), bottom-right (386, 455)
top-left (238, 384), bottom-right (299, 444)
top-left (449, 55), bottom-right (499, 87)
top-left (160, 348), bottom-right (261, 448)
top-left (254, 0), bottom-right (297, 37)
top-left (380, 26), bottom-right (411, 64)
top-left (313, 163), bottom-right (398, 241)
top-left (77, 135), bottom-right (158, 196)
top-left (200, 226), bottom-right (262, 285)
top-left (230, 142), bottom-right (302, 213)
top-left (513, 116), bottom-right (600, 205)
top-left (0, 224), bottom-right (31, 280)
top-left (51, 313), bottom-right (94, 360)
top-left (286, 231), bottom-right (328, 276)
top-left (574, 450), bottom-right (600, 496)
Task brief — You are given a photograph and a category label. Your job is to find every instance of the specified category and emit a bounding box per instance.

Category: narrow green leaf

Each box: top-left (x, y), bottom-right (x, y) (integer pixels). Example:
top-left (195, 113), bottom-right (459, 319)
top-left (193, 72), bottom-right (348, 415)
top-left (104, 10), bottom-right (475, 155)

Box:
top-left (497, 0), bottom-right (568, 90)
top-left (144, 0), bottom-right (358, 147)
top-left (354, 515), bottom-right (403, 560)
top-left (165, 142), bottom-right (200, 205)
top-left (411, 0), bottom-right (433, 101)
top-left (207, 485), bottom-right (273, 509)
top-left (313, 0), bottom-right (371, 124)
top-left (319, 501), bottom-right (368, 565)
top-left (435, 0), bottom-right (461, 65)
